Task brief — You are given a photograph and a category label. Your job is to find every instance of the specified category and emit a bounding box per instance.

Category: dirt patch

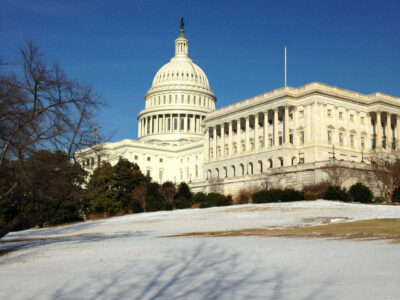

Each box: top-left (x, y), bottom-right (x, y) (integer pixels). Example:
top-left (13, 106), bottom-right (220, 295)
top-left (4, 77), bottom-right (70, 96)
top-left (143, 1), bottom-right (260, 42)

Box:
top-left (0, 249), bottom-right (15, 257)
top-left (302, 217), bottom-right (351, 224)
top-left (166, 218), bottom-right (400, 243)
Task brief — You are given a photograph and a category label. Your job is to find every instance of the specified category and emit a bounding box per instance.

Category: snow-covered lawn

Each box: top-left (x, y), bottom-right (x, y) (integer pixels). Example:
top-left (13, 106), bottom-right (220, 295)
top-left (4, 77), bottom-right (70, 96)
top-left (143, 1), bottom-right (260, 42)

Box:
top-left (1, 200), bottom-right (400, 299)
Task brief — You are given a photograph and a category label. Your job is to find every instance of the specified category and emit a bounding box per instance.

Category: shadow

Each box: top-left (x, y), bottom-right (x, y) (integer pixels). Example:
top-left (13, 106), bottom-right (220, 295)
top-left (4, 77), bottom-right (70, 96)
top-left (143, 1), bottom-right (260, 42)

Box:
top-left (0, 231), bottom-right (149, 260)
top-left (48, 240), bottom-right (332, 300)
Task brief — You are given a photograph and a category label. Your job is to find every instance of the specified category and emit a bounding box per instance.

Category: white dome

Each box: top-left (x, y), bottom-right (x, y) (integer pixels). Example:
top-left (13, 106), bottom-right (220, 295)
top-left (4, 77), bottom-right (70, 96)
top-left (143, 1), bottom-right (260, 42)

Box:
top-left (147, 24), bottom-right (213, 93)
top-left (151, 58), bottom-right (211, 91)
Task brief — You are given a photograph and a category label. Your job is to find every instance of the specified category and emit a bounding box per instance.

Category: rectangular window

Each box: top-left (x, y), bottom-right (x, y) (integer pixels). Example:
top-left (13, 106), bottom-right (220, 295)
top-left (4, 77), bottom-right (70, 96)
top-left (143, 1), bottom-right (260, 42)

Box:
top-left (339, 112), bottom-right (343, 120)
top-left (350, 135), bottom-right (354, 147)
top-left (134, 155), bottom-right (138, 160)
top-left (147, 157), bottom-right (151, 161)
top-left (327, 109), bottom-right (332, 117)
top-left (289, 134), bottom-right (293, 144)
top-left (279, 136), bottom-right (283, 145)
top-left (350, 114), bottom-right (354, 122)
top-left (299, 110), bottom-right (304, 118)
top-left (361, 137), bottom-right (365, 150)
top-left (146, 170), bottom-right (151, 177)
top-left (361, 117), bottom-right (365, 124)
top-left (339, 133), bottom-right (343, 146)
top-left (159, 158), bottom-right (163, 163)
top-left (269, 138), bottom-right (273, 148)
top-left (328, 131), bottom-right (332, 144)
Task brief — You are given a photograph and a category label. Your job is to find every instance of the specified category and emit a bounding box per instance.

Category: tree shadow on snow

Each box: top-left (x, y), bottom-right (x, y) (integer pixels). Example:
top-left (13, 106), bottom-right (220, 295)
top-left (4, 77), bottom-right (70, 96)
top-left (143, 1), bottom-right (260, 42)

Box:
top-left (49, 240), bottom-right (334, 300)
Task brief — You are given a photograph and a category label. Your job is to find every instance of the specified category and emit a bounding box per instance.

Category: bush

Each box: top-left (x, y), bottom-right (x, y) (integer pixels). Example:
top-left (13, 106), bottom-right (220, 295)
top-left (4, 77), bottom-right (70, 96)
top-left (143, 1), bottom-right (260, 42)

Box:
top-left (374, 196), bottom-right (385, 204)
top-left (323, 186), bottom-right (350, 202)
top-left (303, 182), bottom-right (330, 198)
top-left (252, 188), bottom-right (304, 203)
top-left (280, 188), bottom-right (304, 202)
top-left (196, 192), bottom-right (232, 208)
top-left (237, 188), bottom-right (252, 204)
top-left (174, 182), bottom-right (192, 209)
top-left (175, 196), bottom-right (192, 209)
top-left (349, 183), bottom-right (373, 203)
top-left (146, 183), bottom-right (165, 212)
top-left (304, 191), bottom-right (318, 200)
top-left (252, 190), bottom-right (273, 203)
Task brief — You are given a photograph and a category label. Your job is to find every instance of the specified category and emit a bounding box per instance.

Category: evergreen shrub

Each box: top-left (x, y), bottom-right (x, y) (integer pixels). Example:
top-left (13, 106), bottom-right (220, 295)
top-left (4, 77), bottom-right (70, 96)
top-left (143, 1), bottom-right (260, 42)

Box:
top-left (323, 186), bottom-right (350, 202)
top-left (349, 183), bottom-right (373, 203)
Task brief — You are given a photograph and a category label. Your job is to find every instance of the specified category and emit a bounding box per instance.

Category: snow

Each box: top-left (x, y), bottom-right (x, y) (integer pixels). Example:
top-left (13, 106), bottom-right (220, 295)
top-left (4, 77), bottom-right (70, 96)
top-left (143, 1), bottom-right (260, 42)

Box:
top-left (1, 200), bottom-right (400, 299)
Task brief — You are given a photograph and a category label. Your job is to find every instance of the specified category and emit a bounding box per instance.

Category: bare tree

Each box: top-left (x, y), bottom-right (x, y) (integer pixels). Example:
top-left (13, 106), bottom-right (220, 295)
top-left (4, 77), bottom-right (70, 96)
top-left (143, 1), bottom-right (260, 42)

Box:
top-left (321, 162), bottom-right (353, 187)
top-left (370, 154), bottom-right (400, 204)
top-left (0, 40), bottom-right (103, 236)
top-left (0, 40), bottom-right (101, 197)
top-left (159, 182), bottom-right (177, 209)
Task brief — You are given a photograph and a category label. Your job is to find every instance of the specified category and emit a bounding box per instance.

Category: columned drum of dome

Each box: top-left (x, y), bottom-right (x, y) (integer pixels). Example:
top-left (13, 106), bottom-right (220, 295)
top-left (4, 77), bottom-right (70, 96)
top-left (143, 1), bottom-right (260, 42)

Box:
top-left (138, 19), bottom-right (217, 145)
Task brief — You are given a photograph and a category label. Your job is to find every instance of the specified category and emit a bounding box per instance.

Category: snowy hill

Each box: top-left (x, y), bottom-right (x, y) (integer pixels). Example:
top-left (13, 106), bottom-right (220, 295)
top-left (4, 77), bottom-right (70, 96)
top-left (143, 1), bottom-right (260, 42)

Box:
top-left (1, 200), bottom-right (400, 299)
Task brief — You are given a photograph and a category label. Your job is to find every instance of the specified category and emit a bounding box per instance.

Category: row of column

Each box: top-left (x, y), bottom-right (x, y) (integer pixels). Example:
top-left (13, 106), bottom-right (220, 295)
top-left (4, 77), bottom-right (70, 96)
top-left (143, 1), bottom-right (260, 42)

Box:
top-left (205, 106), bottom-right (291, 161)
top-left (139, 114), bottom-right (204, 137)
top-left (374, 111), bottom-right (400, 150)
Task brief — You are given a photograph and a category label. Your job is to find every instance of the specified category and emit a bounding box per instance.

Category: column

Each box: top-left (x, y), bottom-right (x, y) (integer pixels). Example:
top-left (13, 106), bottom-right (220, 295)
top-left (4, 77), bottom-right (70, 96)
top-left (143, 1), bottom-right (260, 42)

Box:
top-left (284, 106), bottom-right (289, 145)
top-left (255, 113), bottom-right (259, 151)
top-left (184, 114), bottom-right (188, 132)
top-left (163, 115), bottom-right (166, 133)
top-left (138, 119), bottom-right (142, 137)
top-left (221, 123), bottom-right (225, 159)
top-left (376, 111), bottom-right (382, 149)
top-left (237, 118), bottom-right (241, 153)
top-left (264, 111), bottom-right (268, 148)
top-left (144, 117), bottom-right (147, 135)
top-left (387, 113), bottom-right (392, 150)
top-left (228, 121), bottom-right (233, 156)
top-left (149, 116), bottom-right (152, 134)
top-left (196, 116), bottom-right (200, 133)
top-left (190, 115), bottom-right (195, 133)
top-left (273, 108), bottom-right (279, 146)
top-left (205, 127), bottom-right (210, 161)
top-left (245, 116), bottom-right (250, 152)
top-left (155, 115), bottom-right (159, 134)
top-left (213, 126), bottom-right (217, 159)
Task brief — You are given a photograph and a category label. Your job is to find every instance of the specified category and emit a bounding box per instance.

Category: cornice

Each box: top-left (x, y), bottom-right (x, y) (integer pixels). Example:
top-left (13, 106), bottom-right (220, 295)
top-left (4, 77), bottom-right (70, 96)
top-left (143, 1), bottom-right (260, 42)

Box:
top-left (205, 82), bottom-right (400, 123)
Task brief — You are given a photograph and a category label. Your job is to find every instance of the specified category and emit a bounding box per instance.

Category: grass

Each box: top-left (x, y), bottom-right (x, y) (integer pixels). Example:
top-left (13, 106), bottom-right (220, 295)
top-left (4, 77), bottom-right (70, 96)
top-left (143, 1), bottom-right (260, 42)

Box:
top-left (167, 218), bottom-right (400, 243)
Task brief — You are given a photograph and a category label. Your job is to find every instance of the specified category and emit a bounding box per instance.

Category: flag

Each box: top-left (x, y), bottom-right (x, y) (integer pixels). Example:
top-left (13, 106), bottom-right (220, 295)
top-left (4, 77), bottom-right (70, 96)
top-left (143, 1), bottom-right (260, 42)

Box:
top-left (91, 128), bottom-right (98, 135)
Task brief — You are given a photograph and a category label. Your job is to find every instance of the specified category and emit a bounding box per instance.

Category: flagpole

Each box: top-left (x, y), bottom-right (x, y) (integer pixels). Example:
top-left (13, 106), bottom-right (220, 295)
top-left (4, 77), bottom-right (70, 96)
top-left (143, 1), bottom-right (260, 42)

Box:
top-left (284, 46), bottom-right (287, 87)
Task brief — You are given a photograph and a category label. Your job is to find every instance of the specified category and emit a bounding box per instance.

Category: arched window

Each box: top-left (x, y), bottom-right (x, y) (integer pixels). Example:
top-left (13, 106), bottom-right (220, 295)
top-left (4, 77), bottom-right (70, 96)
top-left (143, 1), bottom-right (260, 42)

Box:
top-left (169, 95), bottom-right (172, 104)
top-left (90, 157), bottom-right (95, 167)
top-left (248, 162), bottom-right (253, 175)
top-left (215, 168), bottom-right (219, 179)
top-left (258, 160), bottom-right (263, 173)
top-left (268, 159), bottom-right (273, 168)
top-left (175, 94), bottom-right (178, 104)
top-left (231, 165), bottom-right (236, 177)
top-left (188, 95), bottom-right (190, 104)
top-left (207, 169), bottom-right (212, 179)
top-left (223, 167), bottom-right (228, 177)
top-left (174, 118), bottom-right (178, 130)
top-left (240, 164), bottom-right (244, 176)
top-left (292, 157), bottom-right (297, 166)
top-left (195, 165), bottom-right (198, 177)
top-left (279, 157), bottom-right (284, 167)
top-left (180, 118), bottom-right (184, 130)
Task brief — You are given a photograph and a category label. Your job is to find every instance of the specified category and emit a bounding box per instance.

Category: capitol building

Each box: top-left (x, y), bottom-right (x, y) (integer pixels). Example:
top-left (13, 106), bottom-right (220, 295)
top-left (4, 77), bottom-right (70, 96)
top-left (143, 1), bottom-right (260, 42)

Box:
top-left (78, 21), bottom-right (400, 196)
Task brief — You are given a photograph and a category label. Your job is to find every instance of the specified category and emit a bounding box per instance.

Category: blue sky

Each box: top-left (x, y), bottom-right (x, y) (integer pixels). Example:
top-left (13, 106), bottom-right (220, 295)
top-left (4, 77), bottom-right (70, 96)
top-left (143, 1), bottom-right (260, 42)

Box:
top-left (1, 0), bottom-right (399, 142)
